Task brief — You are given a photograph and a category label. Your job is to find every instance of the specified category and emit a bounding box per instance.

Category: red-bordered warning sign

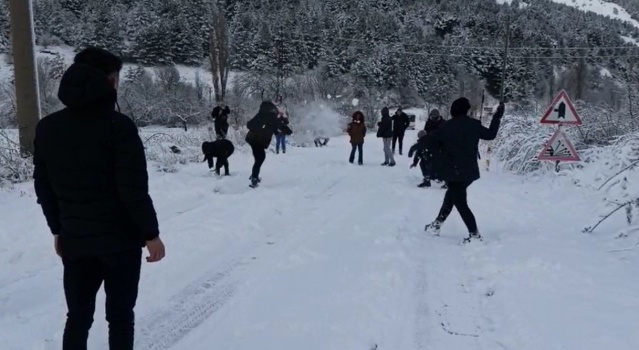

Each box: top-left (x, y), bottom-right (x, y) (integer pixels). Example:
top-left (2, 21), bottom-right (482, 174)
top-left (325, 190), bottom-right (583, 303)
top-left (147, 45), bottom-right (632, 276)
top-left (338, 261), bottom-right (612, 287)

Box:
top-left (538, 129), bottom-right (580, 161)
top-left (540, 90), bottom-right (583, 125)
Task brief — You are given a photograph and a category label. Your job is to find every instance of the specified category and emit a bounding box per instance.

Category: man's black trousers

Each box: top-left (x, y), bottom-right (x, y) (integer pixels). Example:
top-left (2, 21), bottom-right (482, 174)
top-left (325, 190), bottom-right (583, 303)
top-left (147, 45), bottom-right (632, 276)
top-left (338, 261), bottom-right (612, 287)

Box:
top-left (215, 156), bottom-right (229, 175)
top-left (436, 181), bottom-right (478, 233)
top-left (392, 134), bottom-right (405, 153)
top-left (62, 249), bottom-right (142, 350)
top-left (250, 144), bottom-right (266, 179)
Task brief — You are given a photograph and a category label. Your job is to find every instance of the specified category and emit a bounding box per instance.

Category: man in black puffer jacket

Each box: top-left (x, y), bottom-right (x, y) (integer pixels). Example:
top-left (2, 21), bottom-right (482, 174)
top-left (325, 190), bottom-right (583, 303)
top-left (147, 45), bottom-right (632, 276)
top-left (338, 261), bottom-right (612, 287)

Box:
top-left (418, 97), bottom-right (504, 243)
top-left (392, 108), bottom-right (410, 155)
top-left (33, 47), bottom-right (165, 350)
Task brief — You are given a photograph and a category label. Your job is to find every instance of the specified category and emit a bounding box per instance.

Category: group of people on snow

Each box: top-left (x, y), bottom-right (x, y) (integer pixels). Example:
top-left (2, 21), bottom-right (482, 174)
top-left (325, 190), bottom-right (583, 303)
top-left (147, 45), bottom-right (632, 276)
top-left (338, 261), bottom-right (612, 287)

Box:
top-left (31, 46), bottom-right (505, 349)
top-left (346, 99), bottom-right (504, 243)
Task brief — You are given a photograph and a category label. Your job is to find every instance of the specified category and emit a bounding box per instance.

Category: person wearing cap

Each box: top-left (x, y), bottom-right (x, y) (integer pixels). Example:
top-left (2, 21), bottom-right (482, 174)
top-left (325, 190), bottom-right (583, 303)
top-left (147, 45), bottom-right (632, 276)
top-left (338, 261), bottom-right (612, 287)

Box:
top-left (417, 97), bottom-right (505, 243)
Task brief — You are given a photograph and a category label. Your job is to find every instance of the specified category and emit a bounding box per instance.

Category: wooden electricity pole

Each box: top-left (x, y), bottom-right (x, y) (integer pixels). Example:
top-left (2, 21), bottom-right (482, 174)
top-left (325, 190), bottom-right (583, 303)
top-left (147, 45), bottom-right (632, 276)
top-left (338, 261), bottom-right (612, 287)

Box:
top-left (8, 0), bottom-right (40, 155)
top-left (500, 14), bottom-right (511, 102)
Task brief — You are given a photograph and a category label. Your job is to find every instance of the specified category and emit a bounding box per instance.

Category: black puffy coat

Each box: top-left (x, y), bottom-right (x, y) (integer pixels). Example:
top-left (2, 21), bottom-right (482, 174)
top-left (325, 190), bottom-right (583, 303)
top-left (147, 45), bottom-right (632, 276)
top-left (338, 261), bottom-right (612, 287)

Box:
top-left (419, 109), bottom-right (503, 182)
top-left (202, 139), bottom-right (234, 159)
top-left (425, 117), bottom-right (445, 134)
top-left (377, 107), bottom-right (393, 138)
top-left (392, 112), bottom-right (410, 136)
top-left (245, 102), bottom-right (292, 148)
top-left (33, 63), bottom-right (159, 258)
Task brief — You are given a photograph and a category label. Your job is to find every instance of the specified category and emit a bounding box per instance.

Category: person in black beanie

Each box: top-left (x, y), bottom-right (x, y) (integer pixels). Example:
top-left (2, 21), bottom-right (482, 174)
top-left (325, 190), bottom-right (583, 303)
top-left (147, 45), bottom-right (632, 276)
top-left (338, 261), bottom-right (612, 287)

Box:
top-left (418, 97), bottom-right (504, 243)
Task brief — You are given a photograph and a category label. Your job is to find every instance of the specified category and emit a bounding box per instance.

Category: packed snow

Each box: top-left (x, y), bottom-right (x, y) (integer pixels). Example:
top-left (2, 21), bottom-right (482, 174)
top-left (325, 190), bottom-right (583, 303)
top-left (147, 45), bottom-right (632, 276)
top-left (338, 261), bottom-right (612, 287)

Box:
top-left (0, 129), bottom-right (638, 349)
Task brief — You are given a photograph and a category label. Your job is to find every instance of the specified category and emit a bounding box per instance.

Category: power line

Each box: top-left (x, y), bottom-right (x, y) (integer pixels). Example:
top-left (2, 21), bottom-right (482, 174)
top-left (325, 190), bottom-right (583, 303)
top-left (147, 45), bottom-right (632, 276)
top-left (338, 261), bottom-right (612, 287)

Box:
top-left (291, 32), bottom-right (639, 52)
top-left (287, 38), bottom-right (639, 60)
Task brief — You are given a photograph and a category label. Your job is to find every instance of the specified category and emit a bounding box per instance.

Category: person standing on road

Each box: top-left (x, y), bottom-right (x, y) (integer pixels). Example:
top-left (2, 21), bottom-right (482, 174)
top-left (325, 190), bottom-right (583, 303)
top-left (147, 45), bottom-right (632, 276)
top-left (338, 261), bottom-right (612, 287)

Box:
top-left (377, 107), bottom-right (395, 167)
top-left (392, 108), bottom-right (410, 155)
top-left (33, 47), bottom-right (165, 350)
top-left (347, 111), bottom-right (366, 165)
top-left (245, 101), bottom-right (292, 188)
top-left (419, 97), bottom-right (505, 243)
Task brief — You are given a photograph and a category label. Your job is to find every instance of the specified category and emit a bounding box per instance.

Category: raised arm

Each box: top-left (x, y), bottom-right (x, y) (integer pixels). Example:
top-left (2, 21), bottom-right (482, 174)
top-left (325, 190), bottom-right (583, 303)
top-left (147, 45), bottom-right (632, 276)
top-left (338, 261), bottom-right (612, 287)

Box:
top-left (479, 103), bottom-right (505, 141)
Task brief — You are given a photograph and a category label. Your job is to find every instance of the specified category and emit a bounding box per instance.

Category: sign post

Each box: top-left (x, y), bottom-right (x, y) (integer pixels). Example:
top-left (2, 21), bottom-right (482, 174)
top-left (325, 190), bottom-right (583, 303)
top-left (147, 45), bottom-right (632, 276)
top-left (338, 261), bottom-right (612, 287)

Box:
top-left (538, 90), bottom-right (582, 171)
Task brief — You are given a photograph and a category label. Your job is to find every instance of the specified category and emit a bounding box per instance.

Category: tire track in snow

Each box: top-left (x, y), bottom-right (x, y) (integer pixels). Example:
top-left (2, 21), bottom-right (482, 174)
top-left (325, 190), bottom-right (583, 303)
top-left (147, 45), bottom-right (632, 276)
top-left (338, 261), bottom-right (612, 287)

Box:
top-left (134, 260), bottom-right (247, 350)
top-left (134, 170), bottom-right (353, 349)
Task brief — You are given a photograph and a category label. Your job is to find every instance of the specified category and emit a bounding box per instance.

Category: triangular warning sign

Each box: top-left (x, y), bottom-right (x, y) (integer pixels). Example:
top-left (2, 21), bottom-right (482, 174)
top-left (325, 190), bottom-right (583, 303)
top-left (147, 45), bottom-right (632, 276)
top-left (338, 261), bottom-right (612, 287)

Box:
top-left (538, 129), bottom-right (580, 161)
top-left (540, 90), bottom-right (582, 125)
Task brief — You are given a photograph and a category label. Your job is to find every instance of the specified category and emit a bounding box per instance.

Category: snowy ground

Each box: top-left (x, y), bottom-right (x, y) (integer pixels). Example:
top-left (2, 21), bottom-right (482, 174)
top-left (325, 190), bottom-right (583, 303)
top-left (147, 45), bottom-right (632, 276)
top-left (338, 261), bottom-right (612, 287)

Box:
top-left (1, 131), bottom-right (638, 349)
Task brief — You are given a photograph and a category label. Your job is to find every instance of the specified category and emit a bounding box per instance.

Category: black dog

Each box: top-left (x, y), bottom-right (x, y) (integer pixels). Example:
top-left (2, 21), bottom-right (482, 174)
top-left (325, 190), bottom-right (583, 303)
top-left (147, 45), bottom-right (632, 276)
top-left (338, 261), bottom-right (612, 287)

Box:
top-left (202, 139), bottom-right (235, 176)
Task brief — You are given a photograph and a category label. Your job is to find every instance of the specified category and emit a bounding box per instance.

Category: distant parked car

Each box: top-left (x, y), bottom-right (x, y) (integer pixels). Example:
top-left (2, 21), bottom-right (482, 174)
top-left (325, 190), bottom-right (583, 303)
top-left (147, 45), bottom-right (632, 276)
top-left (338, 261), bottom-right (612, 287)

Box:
top-left (407, 114), bottom-right (416, 130)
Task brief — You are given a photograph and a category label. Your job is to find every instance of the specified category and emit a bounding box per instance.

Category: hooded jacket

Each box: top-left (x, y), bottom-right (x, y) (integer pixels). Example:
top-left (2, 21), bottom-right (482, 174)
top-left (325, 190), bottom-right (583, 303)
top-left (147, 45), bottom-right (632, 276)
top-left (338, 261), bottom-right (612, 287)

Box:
top-left (425, 109), bottom-right (445, 134)
top-left (392, 110), bottom-right (410, 136)
top-left (245, 101), bottom-right (291, 148)
top-left (376, 107), bottom-right (393, 138)
top-left (418, 100), bottom-right (504, 182)
top-left (33, 63), bottom-right (159, 257)
top-left (347, 111), bottom-right (367, 144)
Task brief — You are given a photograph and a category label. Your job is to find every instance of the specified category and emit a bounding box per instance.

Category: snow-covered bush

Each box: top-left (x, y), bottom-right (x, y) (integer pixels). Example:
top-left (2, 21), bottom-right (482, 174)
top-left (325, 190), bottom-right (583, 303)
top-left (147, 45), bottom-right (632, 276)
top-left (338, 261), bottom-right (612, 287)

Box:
top-left (0, 130), bottom-right (32, 185)
top-left (141, 127), bottom-right (210, 173)
top-left (140, 125), bottom-right (248, 173)
top-left (577, 133), bottom-right (639, 234)
top-left (119, 66), bottom-right (212, 128)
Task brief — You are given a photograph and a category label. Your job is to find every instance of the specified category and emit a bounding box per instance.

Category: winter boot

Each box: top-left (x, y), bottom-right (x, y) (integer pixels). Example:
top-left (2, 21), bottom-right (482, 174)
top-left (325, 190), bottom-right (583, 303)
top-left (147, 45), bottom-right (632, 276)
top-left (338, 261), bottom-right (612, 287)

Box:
top-left (249, 177), bottom-right (260, 188)
top-left (425, 220), bottom-right (442, 236)
top-left (388, 162), bottom-right (396, 167)
top-left (418, 179), bottom-right (431, 188)
top-left (381, 162), bottom-right (389, 166)
top-left (358, 161), bottom-right (363, 166)
top-left (463, 232), bottom-right (483, 244)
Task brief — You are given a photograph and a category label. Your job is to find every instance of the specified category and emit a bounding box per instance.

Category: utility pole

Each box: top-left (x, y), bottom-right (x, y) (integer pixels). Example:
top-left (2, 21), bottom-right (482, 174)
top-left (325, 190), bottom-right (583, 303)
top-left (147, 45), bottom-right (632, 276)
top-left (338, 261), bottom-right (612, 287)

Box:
top-left (275, 22), bottom-right (283, 100)
top-left (500, 14), bottom-right (511, 102)
top-left (8, 0), bottom-right (40, 155)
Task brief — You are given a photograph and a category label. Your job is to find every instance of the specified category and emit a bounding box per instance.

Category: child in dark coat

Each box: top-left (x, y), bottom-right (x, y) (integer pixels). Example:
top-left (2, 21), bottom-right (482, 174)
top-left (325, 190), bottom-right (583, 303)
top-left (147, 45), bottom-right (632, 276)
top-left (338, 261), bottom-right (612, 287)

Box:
top-left (201, 139), bottom-right (235, 176)
top-left (409, 130), bottom-right (433, 187)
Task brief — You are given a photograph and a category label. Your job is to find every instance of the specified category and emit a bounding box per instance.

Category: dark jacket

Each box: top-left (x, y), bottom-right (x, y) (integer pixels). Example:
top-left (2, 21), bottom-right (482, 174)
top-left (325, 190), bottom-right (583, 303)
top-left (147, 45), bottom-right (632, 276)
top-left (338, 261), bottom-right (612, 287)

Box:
top-left (376, 107), bottom-right (393, 138)
top-left (392, 111), bottom-right (410, 136)
top-left (202, 139), bottom-right (234, 160)
top-left (408, 142), bottom-right (429, 167)
top-left (245, 101), bottom-right (292, 148)
top-left (214, 107), bottom-right (230, 139)
top-left (33, 63), bottom-right (159, 258)
top-left (347, 122), bottom-right (366, 144)
top-left (274, 116), bottom-right (290, 136)
top-left (419, 107), bottom-right (504, 182)
top-left (425, 117), bottom-right (445, 134)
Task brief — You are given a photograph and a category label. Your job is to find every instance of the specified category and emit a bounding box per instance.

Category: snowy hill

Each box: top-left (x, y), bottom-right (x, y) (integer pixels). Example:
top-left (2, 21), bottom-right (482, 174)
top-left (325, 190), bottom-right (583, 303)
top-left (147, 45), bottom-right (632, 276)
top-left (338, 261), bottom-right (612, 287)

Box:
top-left (550, 0), bottom-right (639, 29)
top-left (1, 131), bottom-right (638, 349)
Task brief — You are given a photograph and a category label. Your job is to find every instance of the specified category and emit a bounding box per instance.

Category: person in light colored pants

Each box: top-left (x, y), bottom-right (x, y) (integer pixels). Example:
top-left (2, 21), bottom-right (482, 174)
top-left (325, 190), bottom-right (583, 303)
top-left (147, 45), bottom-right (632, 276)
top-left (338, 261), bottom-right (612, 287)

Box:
top-left (383, 138), bottom-right (395, 165)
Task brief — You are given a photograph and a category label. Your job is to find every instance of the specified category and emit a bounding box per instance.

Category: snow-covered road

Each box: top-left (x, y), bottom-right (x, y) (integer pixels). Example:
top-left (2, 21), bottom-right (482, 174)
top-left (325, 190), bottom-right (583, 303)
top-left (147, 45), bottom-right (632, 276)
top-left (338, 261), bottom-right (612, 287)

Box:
top-left (1, 132), bottom-right (638, 349)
